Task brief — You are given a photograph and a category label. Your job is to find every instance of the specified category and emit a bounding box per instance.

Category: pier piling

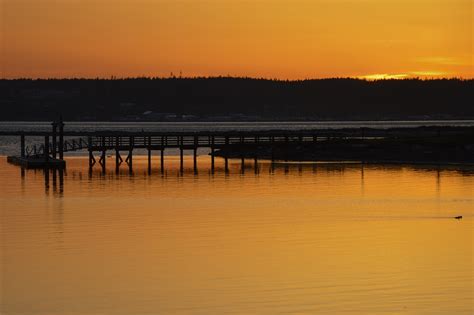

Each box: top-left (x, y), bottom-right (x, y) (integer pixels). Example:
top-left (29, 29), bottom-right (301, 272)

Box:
top-left (148, 149), bottom-right (152, 173)
top-left (193, 148), bottom-right (197, 171)
top-left (51, 122), bottom-right (57, 159)
top-left (20, 134), bottom-right (25, 158)
top-left (58, 117), bottom-right (64, 160)
top-left (160, 149), bottom-right (164, 173)
top-left (44, 136), bottom-right (49, 162)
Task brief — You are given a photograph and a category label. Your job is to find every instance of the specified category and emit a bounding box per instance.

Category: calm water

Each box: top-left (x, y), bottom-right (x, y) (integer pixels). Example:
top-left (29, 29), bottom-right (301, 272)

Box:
top-left (1, 156), bottom-right (473, 314)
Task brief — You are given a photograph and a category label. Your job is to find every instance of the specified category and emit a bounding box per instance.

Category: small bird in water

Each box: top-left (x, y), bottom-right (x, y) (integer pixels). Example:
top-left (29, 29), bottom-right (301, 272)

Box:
top-left (454, 216), bottom-right (463, 220)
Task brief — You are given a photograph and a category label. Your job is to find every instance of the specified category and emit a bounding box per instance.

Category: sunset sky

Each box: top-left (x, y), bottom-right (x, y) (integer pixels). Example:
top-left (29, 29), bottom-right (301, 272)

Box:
top-left (1, 0), bottom-right (473, 79)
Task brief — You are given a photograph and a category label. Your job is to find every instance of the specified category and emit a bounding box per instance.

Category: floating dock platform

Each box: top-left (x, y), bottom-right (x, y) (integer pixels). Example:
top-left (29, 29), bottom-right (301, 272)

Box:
top-left (7, 156), bottom-right (66, 169)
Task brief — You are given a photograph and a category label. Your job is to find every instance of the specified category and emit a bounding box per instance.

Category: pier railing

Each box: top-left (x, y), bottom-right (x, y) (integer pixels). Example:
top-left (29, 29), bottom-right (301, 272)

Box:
top-left (86, 134), bottom-right (320, 150)
top-left (6, 120), bottom-right (474, 171)
top-left (25, 137), bottom-right (88, 157)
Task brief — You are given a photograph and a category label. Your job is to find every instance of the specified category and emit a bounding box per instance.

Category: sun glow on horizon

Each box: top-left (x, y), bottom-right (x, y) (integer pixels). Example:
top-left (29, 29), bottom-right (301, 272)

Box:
top-left (356, 71), bottom-right (452, 81)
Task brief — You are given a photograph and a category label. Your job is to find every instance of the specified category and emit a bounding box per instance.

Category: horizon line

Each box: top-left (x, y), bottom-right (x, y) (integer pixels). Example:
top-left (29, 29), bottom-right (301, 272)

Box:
top-left (1, 75), bottom-right (473, 82)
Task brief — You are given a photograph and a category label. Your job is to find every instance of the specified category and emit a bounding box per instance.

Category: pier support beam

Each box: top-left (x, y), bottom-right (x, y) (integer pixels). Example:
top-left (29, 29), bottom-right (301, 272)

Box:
top-left (88, 151), bottom-right (95, 168)
top-left (147, 137), bottom-right (152, 174)
top-left (99, 136), bottom-right (106, 171)
top-left (20, 134), bottom-right (25, 158)
top-left (115, 150), bottom-right (122, 170)
top-left (160, 149), bottom-right (164, 173)
top-left (180, 147), bottom-right (184, 172)
top-left (51, 122), bottom-right (57, 159)
top-left (88, 136), bottom-right (95, 168)
top-left (148, 149), bottom-right (152, 174)
top-left (193, 148), bottom-right (198, 172)
top-left (44, 136), bottom-right (49, 162)
top-left (211, 147), bottom-right (215, 171)
top-left (125, 150), bottom-right (133, 169)
top-left (99, 150), bottom-right (106, 171)
top-left (58, 116), bottom-right (64, 160)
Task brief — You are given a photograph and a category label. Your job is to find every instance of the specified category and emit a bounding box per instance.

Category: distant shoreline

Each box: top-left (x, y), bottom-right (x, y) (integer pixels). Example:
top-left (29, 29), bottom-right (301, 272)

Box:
top-left (1, 118), bottom-right (474, 123)
top-left (2, 78), bottom-right (472, 121)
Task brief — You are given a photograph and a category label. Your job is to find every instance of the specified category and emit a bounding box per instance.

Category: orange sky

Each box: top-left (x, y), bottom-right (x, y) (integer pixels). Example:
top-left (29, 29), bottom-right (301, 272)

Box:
top-left (1, 0), bottom-right (473, 79)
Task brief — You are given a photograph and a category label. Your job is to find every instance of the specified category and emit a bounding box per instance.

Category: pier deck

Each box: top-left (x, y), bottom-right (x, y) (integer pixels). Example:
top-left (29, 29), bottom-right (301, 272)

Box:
top-left (4, 120), bottom-right (474, 171)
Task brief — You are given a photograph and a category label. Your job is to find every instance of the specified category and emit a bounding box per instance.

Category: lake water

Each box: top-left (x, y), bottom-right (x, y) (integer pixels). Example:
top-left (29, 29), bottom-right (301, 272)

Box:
top-left (1, 155), bottom-right (473, 314)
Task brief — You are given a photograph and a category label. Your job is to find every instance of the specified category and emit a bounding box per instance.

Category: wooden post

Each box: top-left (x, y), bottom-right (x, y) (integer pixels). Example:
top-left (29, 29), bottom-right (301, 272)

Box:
top-left (58, 116), bottom-right (64, 160)
top-left (211, 147), bottom-right (215, 171)
top-left (127, 150), bottom-right (133, 169)
top-left (224, 157), bottom-right (229, 173)
top-left (101, 150), bottom-right (106, 170)
top-left (193, 148), bottom-right (197, 171)
top-left (44, 136), bottom-right (49, 162)
top-left (148, 137), bottom-right (152, 173)
top-left (20, 134), bottom-right (25, 157)
top-left (148, 149), bottom-right (152, 173)
top-left (89, 151), bottom-right (94, 168)
top-left (115, 150), bottom-right (121, 170)
top-left (180, 147), bottom-right (184, 172)
top-left (51, 121), bottom-right (57, 159)
top-left (211, 135), bottom-right (215, 171)
top-left (115, 136), bottom-right (120, 170)
top-left (88, 136), bottom-right (94, 168)
top-left (128, 136), bottom-right (133, 169)
top-left (160, 149), bottom-right (164, 173)
top-left (241, 157), bottom-right (245, 174)
top-left (100, 136), bottom-right (106, 170)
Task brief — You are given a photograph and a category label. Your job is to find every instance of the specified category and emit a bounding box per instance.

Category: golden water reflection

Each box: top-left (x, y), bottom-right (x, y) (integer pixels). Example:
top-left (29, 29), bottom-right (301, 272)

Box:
top-left (1, 157), bottom-right (473, 314)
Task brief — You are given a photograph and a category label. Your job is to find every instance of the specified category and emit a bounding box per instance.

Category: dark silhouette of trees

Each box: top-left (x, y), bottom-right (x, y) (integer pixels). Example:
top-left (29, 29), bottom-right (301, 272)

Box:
top-left (0, 77), bottom-right (472, 120)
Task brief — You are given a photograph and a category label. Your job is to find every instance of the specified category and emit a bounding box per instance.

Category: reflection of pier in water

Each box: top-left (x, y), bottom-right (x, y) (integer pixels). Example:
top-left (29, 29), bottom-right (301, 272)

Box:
top-left (28, 159), bottom-right (366, 192)
top-left (20, 157), bottom-right (473, 196)
top-left (21, 167), bottom-right (65, 196)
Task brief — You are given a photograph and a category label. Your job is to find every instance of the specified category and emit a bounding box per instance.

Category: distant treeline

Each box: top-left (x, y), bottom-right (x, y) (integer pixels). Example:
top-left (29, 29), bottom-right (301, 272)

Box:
top-left (0, 77), bottom-right (472, 121)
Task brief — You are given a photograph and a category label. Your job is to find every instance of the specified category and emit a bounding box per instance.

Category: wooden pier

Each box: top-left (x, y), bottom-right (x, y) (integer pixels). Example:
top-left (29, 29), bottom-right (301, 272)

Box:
top-left (4, 120), bottom-right (473, 171)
